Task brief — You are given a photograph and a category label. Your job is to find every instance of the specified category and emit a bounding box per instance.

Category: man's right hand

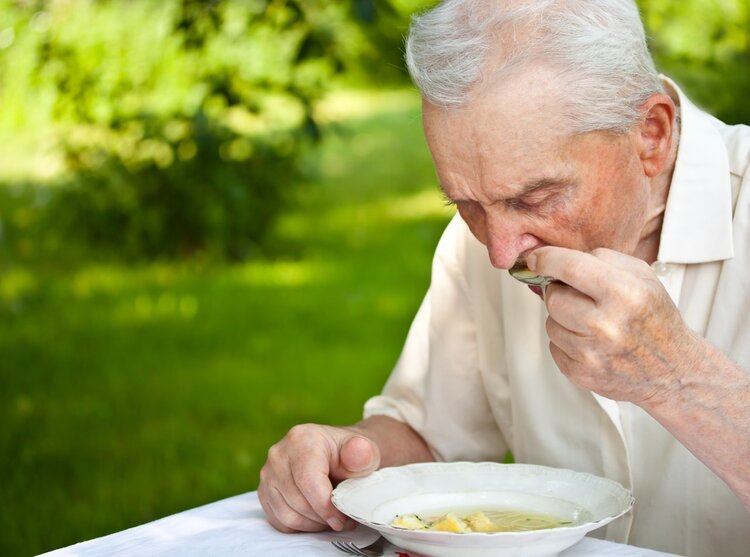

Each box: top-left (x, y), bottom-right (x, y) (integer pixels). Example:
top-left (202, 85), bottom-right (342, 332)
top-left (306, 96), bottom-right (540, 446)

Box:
top-left (258, 423), bottom-right (381, 532)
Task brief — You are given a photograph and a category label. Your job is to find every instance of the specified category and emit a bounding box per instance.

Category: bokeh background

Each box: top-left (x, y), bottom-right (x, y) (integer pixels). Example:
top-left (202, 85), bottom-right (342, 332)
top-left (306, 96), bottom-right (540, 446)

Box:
top-left (0, 0), bottom-right (747, 555)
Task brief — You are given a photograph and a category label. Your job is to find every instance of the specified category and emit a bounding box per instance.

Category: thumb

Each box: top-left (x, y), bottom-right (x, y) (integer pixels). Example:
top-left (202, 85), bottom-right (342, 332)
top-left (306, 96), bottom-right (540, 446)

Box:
top-left (334, 435), bottom-right (380, 480)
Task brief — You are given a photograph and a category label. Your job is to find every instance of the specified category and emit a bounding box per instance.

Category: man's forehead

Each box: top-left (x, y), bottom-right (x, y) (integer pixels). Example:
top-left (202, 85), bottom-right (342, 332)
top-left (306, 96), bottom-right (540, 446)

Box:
top-left (421, 63), bottom-right (583, 202)
top-left (423, 101), bottom-right (571, 194)
top-left (424, 70), bottom-right (570, 154)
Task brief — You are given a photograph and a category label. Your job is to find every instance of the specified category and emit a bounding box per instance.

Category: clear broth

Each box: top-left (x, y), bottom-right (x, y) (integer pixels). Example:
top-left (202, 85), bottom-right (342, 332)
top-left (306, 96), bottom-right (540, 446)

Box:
top-left (391, 507), bottom-right (573, 533)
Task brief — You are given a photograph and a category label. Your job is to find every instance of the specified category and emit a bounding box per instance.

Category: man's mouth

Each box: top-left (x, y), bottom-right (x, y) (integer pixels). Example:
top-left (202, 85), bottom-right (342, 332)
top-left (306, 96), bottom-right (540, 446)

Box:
top-left (528, 284), bottom-right (544, 299)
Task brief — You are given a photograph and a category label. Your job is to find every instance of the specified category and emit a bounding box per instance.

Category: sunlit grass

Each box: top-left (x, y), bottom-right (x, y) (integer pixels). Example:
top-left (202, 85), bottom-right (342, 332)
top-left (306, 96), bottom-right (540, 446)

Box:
top-left (0, 87), bottom-right (453, 556)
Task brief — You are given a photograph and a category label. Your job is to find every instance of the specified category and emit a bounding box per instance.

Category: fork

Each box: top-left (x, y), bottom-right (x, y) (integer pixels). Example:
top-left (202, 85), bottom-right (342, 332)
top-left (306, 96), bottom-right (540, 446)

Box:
top-left (331, 534), bottom-right (386, 556)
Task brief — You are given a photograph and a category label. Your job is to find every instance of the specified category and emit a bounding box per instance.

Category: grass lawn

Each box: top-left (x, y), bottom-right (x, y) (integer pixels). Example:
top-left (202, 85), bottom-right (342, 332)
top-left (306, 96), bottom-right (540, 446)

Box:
top-left (0, 88), bottom-right (454, 556)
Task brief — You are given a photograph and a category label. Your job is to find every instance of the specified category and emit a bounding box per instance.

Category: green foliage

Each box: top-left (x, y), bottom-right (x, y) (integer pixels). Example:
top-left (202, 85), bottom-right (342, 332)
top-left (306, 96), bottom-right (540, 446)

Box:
top-left (0, 0), bottom-right (419, 261)
top-left (41, 0), bottom-right (326, 260)
top-left (639, 0), bottom-right (750, 124)
top-left (52, 114), bottom-right (300, 260)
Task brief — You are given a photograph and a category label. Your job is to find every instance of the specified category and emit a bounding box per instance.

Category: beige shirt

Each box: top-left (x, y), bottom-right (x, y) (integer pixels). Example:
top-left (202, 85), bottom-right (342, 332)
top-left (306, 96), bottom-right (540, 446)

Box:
top-left (363, 79), bottom-right (750, 557)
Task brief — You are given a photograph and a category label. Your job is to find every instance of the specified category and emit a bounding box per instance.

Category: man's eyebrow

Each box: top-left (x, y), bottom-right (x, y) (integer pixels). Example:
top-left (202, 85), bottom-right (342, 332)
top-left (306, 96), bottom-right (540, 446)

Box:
top-left (506, 176), bottom-right (576, 201)
top-left (437, 176), bottom-right (574, 203)
top-left (437, 182), bottom-right (456, 202)
top-left (513, 176), bottom-right (575, 197)
top-left (439, 189), bottom-right (456, 206)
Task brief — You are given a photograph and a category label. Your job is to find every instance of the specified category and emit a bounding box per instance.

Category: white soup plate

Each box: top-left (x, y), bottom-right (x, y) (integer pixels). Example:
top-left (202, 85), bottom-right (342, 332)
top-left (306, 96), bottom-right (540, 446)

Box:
top-left (331, 462), bottom-right (633, 557)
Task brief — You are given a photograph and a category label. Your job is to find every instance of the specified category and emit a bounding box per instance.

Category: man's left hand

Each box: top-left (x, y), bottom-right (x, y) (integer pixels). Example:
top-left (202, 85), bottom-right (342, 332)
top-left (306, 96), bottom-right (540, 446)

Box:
top-left (528, 246), bottom-right (697, 404)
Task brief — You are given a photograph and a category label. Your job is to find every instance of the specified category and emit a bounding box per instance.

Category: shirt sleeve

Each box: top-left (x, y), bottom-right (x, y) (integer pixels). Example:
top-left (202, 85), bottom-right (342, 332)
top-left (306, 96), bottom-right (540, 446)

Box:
top-left (363, 215), bottom-right (509, 462)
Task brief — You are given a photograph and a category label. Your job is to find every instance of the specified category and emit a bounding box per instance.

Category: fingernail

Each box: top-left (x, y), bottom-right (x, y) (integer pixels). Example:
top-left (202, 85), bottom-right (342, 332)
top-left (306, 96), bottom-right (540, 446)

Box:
top-left (329, 518), bottom-right (344, 531)
top-left (527, 253), bottom-right (537, 272)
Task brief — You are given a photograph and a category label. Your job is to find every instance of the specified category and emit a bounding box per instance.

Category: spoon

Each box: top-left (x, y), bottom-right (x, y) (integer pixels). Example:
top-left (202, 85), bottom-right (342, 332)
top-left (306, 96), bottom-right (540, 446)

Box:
top-left (508, 262), bottom-right (555, 287)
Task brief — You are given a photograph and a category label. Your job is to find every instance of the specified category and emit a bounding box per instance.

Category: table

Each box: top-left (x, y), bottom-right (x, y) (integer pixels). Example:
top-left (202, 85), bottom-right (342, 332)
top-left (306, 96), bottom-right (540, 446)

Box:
top-left (39, 492), bottom-right (683, 557)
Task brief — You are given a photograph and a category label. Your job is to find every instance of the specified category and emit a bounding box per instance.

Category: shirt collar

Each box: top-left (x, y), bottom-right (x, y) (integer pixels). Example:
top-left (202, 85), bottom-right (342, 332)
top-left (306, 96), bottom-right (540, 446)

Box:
top-left (656, 76), bottom-right (734, 264)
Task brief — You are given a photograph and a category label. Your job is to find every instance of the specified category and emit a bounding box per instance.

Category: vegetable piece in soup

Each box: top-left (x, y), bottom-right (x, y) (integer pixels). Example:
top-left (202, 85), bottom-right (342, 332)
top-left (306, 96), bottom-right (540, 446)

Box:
top-left (391, 509), bottom-right (572, 533)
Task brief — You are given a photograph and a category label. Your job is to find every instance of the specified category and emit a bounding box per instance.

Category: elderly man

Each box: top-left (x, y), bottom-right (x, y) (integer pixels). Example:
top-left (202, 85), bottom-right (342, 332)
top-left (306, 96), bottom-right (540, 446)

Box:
top-left (258, 1), bottom-right (750, 555)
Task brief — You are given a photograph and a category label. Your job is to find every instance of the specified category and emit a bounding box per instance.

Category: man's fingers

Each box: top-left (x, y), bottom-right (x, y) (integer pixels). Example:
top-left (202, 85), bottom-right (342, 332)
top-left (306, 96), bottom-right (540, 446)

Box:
top-left (283, 459), bottom-right (338, 527)
top-left (292, 458), bottom-right (349, 530)
top-left (259, 452), bottom-right (332, 532)
top-left (258, 425), bottom-right (380, 533)
top-left (548, 340), bottom-right (577, 378)
top-left (287, 434), bottom-right (345, 530)
top-left (544, 282), bottom-right (595, 334)
top-left (291, 434), bottom-right (380, 530)
top-left (545, 316), bottom-right (588, 364)
top-left (286, 430), bottom-right (375, 530)
top-left (530, 246), bottom-right (654, 301)
top-left (261, 481), bottom-right (329, 532)
top-left (529, 246), bottom-right (614, 301)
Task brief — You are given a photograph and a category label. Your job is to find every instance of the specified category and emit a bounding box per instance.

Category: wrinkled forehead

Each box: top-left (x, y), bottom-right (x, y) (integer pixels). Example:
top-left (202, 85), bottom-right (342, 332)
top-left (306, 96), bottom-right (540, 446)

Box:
top-left (422, 66), bottom-right (573, 181)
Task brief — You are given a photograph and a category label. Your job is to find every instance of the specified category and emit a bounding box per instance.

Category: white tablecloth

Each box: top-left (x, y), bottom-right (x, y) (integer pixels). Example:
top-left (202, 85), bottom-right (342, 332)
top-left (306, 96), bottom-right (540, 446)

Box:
top-left (39, 491), bottom-right (682, 557)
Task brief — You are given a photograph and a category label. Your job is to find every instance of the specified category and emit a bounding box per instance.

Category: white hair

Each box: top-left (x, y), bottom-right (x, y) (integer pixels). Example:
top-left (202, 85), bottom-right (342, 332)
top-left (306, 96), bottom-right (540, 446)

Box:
top-left (405, 0), bottom-right (665, 134)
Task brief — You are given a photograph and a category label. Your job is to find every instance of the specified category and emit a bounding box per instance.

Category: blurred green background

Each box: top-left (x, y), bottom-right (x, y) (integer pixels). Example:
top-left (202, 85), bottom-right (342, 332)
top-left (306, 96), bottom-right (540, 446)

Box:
top-left (0, 0), bottom-right (747, 555)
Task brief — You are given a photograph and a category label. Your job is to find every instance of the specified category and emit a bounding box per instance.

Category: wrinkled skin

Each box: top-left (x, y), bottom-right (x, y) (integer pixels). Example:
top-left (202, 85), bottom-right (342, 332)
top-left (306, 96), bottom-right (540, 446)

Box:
top-left (259, 417), bottom-right (432, 532)
top-left (259, 424), bottom-right (377, 532)
top-left (421, 66), bottom-right (673, 270)
top-left (531, 246), bottom-right (692, 404)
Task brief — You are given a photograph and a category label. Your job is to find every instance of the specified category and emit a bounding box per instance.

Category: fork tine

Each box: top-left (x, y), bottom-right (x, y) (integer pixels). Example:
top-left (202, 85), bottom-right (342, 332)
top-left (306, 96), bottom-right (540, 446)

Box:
top-left (331, 540), bottom-right (364, 556)
top-left (330, 541), bottom-right (349, 554)
top-left (331, 541), bottom-right (350, 552)
top-left (341, 542), bottom-right (367, 556)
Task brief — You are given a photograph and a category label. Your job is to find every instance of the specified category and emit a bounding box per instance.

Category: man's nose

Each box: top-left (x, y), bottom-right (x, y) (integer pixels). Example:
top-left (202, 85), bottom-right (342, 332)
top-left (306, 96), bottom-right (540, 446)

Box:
top-left (484, 211), bottom-right (534, 269)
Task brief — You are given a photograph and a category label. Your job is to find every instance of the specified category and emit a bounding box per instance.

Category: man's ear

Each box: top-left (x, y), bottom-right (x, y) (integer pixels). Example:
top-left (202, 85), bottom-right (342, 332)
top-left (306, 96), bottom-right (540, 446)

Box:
top-left (635, 93), bottom-right (676, 178)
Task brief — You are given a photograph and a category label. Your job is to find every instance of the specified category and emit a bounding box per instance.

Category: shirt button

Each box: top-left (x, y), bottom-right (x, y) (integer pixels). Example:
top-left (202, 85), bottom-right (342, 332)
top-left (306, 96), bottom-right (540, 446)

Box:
top-left (652, 261), bottom-right (670, 276)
